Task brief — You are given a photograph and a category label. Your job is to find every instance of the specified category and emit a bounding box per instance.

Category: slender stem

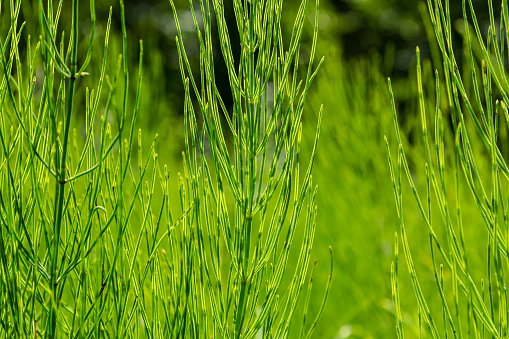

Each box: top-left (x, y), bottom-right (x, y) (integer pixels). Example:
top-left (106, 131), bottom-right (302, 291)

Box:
top-left (235, 4), bottom-right (257, 336)
top-left (48, 0), bottom-right (79, 336)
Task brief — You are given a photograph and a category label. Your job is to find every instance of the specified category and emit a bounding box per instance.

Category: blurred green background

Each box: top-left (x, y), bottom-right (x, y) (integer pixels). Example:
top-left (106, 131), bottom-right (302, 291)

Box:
top-left (6, 0), bottom-right (495, 337)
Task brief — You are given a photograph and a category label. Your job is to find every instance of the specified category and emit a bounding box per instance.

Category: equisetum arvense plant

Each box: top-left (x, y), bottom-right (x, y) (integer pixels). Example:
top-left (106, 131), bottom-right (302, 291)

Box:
top-left (0, 0), bottom-right (331, 337)
top-left (388, 0), bottom-right (509, 337)
top-left (169, 0), bottom-right (332, 337)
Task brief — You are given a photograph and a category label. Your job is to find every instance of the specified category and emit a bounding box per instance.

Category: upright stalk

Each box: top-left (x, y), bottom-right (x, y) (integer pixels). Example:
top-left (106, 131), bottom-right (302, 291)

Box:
top-left (48, 0), bottom-right (79, 336)
top-left (234, 4), bottom-right (256, 335)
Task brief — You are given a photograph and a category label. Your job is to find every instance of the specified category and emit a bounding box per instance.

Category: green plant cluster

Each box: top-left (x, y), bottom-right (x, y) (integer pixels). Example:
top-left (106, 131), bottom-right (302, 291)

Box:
top-left (388, 0), bottom-right (509, 337)
top-left (6, 0), bottom-right (509, 337)
top-left (0, 0), bottom-right (331, 338)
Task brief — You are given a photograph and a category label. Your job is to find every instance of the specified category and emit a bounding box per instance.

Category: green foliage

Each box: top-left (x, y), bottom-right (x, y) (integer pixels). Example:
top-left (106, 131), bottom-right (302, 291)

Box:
top-left (304, 44), bottom-right (428, 338)
top-left (0, 0), bottom-right (330, 337)
top-left (169, 0), bottom-right (331, 336)
top-left (388, 0), bottom-right (509, 337)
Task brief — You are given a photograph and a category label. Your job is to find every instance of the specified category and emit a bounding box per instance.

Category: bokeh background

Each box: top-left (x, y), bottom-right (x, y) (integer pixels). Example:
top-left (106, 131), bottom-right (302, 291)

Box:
top-left (8, 0), bottom-right (495, 337)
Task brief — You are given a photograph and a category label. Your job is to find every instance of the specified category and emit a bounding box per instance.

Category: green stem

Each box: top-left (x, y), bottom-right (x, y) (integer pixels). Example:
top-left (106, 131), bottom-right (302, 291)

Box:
top-left (235, 4), bottom-right (258, 336)
top-left (48, 0), bottom-right (79, 336)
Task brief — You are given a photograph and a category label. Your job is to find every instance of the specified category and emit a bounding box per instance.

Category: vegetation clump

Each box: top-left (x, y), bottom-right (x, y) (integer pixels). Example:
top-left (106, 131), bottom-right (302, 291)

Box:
top-left (388, 0), bottom-right (509, 337)
top-left (0, 0), bottom-right (330, 337)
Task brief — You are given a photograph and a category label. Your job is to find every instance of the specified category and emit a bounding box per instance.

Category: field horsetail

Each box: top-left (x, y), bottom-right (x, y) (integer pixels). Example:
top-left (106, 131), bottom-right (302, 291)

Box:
top-left (0, 0), bottom-right (331, 337)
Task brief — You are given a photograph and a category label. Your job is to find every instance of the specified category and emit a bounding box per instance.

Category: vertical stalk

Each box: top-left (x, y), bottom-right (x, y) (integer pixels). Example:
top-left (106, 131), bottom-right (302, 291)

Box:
top-left (235, 2), bottom-right (257, 336)
top-left (48, 0), bottom-right (79, 336)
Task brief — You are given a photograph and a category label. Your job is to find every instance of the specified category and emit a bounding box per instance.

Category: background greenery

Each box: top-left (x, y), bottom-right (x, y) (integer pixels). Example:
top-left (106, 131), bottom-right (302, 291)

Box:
top-left (1, 0), bottom-right (500, 338)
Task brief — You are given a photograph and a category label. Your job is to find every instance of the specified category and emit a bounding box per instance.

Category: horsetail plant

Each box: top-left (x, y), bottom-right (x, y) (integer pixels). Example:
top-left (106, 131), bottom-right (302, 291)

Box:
top-left (169, 0), bottom-right (332, 337)
top-left (0, 0), bottom-right (331, 337)
top-left (387, 0), bottom-right (509, 337)
top-left (0, 0), bottom-right (188, 337)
